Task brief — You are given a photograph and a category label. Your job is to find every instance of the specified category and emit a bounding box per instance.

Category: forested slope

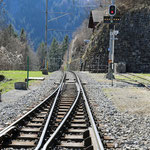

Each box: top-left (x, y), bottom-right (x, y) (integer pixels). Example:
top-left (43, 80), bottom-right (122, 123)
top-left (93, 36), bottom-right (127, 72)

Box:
top-left (2, 0), bottom-right (97, 49)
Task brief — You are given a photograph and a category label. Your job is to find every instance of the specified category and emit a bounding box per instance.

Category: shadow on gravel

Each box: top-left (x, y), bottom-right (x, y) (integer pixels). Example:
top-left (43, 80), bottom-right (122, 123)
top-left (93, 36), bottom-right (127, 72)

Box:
top-left (116, 79), bottom-right (144, 87)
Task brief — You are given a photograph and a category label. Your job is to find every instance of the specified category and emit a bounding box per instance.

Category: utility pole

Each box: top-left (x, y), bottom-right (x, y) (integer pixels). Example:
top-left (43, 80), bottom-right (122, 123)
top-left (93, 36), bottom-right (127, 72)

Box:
top-left (112, 0), bottom-right (115, 4)
top-left (45, 0), bottom-right (48, 47)
top-left (67, 47), bottom-right (69, 70)
top-left (45, 0), bottom-right (48, 69)
top-left (27, 56), bottom-right (29, 88)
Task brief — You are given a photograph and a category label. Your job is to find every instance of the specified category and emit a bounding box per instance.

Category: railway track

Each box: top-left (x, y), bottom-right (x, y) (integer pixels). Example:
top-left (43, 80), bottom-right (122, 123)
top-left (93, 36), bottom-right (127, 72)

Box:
top-left (0, 72), bottom-right (105, 150)
top-left (0, 73), bottom-right (66, 149)
top-left (118, 73), bottom-right (150, 90)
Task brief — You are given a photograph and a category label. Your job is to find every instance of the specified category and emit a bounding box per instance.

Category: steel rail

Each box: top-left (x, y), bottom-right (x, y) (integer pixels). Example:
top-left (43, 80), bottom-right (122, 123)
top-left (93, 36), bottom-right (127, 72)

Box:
top-left (129, 73), bottom-right (150, 90)
top-left (129, 73), bottom-right (150, 89)
top-left (129, 73), bottom-right (150, 82)
top-left (42, 82), bottom-right (80, 150)
top-left (119, 74), bottom-right (150, 90)
top-left (34, 73), bottom-right (66, 150)
top-left (0, 73), bottom-right (65, 138)
top-left (76, 74), bottom-right (105, 150)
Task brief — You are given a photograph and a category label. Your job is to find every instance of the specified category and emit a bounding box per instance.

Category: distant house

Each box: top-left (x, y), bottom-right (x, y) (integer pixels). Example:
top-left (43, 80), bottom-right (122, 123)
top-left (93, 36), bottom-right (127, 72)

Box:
top-left (88, 9), bottom-right (104, 29)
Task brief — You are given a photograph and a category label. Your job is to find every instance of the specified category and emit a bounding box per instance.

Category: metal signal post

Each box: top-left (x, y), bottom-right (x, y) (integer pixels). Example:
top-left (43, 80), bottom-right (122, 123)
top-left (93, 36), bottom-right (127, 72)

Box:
top-left (106, 23), bottom-right (115, 82)
top-left (105, 0), bottom-right (119, 84)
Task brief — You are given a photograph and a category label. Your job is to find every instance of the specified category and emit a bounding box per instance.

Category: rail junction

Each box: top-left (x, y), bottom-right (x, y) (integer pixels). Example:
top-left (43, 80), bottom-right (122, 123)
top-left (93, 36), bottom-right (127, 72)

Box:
top-left (0, 72), bottom-right (107, 150)
top-left (118, 73), bottom-right (150, 90)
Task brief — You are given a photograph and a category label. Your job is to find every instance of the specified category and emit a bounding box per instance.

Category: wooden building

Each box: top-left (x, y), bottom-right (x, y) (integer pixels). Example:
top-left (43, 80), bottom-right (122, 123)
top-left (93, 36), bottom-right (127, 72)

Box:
top-left (88, 9), bottom-right (104, 29)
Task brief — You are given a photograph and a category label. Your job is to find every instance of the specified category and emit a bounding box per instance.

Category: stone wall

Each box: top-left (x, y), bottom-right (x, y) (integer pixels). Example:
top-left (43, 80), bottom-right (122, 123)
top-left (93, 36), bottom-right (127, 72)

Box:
top-left (82, 2), bottom-right (150, 73)
top-left (115, 7), bottom-right (150, 72)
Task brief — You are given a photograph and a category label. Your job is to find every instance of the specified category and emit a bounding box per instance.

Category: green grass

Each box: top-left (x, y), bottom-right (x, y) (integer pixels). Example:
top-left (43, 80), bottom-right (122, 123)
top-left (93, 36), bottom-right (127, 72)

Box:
top-left (115, 74), bottom-right (128, 80)
top-left (137, 73), bottom-right (150, 77)
top-left (64, 65), bottom-right (67, 71)
top-left (0, 71), bottom-right (46, 94)
top-left (115, 73), bottom-right (150, 85)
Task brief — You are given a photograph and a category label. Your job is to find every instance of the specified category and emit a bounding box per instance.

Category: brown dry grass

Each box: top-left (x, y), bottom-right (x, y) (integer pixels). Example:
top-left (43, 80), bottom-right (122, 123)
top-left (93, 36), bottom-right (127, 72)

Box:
top-left (103, 87), bottom-right (150, 115)
top-left (89, 73), bottom-right (150, 116)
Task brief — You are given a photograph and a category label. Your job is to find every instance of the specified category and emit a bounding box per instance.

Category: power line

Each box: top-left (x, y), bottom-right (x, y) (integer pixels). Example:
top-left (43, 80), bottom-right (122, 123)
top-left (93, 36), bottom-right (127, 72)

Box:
top-left (42, 11), bottom-right (72, 14)
top-left (48, 29), bottom-right (74, 32)
top-left (74, 5), bottom-right (97, 8)
top-left (48, 13), bottom-right (71, 23)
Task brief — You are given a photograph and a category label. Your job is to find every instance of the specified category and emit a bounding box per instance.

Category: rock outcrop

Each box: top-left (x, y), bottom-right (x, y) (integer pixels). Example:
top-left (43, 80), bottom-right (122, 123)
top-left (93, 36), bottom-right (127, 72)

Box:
top-left (70, 0), bottom-right (150, 73)
top-left (0, 46), bottom-right (24, 70)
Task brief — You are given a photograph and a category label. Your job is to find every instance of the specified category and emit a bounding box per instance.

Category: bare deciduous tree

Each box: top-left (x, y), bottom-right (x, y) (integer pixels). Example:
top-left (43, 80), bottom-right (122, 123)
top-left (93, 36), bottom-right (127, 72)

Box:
top-left (69, 19), bottom-right (92, 60)
top-left (0, 25), bottom-right (40, 71)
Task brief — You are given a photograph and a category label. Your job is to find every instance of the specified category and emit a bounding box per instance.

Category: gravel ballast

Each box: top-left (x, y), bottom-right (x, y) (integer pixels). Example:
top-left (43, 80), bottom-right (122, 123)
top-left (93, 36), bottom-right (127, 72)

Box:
top-left (0, 71), bottom-right (62, 128)
top-left (78, 72), bottom-right (150, 150)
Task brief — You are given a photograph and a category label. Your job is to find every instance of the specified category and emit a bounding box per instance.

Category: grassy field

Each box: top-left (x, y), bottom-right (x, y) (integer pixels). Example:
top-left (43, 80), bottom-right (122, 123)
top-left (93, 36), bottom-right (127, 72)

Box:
top-left (0, 71), bottom-right (46, 94)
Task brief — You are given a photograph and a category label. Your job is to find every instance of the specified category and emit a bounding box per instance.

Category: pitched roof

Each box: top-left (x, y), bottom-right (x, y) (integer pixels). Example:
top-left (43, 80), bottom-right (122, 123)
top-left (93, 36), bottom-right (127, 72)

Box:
top-left (88, 8), bottom-right (105, 28)
top-left (92, 10), bottom-right (104, 23)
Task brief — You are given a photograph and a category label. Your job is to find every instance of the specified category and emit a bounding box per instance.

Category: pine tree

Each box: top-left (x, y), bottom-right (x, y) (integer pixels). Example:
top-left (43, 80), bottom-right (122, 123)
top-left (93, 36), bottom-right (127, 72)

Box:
top-left (48, 36), bottom-right (69, 72)
top-left (48, 38), bottom-right (60, 71)
top-left (20, 28), bottom-right (27, 43)
top-left (49, 38), bottom-right (59, 56)
top-left (37, 42), bottom-right (46, 68)
top-left (8, 24), bottom-right (18, 37)
top-left (61, 35), bottom-right (69, 58)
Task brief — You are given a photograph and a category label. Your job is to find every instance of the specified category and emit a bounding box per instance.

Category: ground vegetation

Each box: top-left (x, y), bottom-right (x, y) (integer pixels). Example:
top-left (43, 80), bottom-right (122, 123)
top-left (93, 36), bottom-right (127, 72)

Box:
top-left (37, 35), bottom-right (69, 72)
top-left (0, 70), bottom-right (45, 94)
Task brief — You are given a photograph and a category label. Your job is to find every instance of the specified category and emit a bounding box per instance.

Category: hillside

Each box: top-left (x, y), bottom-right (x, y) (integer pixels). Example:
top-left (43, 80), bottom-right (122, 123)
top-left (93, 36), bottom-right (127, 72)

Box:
top-left (69, 0), bottom-right (150, 73)
top-left (2, 0), bottom-right (98, 49)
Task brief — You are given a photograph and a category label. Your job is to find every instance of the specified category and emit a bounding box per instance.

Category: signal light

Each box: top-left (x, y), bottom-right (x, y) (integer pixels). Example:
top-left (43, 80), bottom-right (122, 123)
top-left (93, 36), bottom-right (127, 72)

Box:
top-left (109, 5), bottom-right (116, 16)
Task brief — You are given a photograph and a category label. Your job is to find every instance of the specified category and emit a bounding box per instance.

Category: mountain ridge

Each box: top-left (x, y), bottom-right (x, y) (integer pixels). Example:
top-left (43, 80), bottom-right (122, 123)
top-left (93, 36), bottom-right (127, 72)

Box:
top-left (2, 0), bottom-right (98, 50)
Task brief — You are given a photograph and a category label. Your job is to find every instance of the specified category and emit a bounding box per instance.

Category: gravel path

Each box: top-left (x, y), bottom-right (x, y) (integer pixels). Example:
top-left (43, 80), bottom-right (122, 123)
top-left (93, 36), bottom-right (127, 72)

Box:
top-left (78, 72), bottom-right (150, 150)
top-left (0, 71), bottom-right (63, 129)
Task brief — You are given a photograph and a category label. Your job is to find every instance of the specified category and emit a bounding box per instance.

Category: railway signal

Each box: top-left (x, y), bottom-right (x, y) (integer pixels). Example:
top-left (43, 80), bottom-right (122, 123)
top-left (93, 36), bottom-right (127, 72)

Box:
top-left (105, 1), bottom-right (120, 83)
top-left (109, 5), bottom-right (116, 16)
